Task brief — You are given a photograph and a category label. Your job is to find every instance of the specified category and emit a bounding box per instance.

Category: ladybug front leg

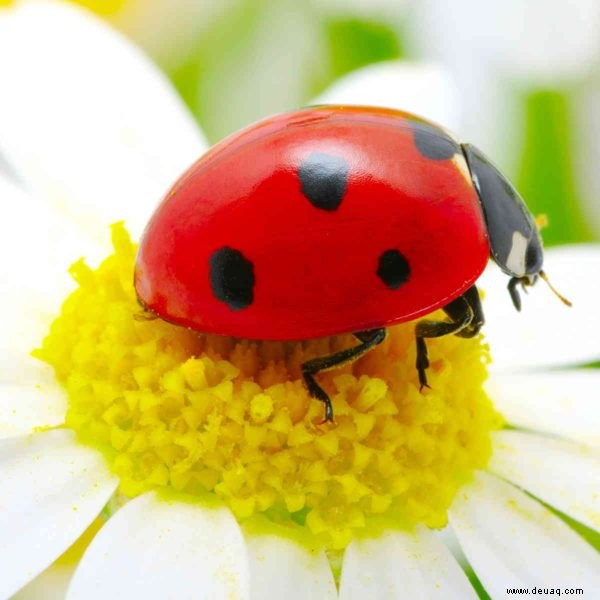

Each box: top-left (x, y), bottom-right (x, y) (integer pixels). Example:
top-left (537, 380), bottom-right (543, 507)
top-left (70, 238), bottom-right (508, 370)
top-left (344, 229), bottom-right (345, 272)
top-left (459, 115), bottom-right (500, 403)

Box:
top-left (302, 328), bottom-right (387, 423)
top-left (415, 285), bottom-right (484, 389)
top-left (507, 275), bottom-right (538, 311)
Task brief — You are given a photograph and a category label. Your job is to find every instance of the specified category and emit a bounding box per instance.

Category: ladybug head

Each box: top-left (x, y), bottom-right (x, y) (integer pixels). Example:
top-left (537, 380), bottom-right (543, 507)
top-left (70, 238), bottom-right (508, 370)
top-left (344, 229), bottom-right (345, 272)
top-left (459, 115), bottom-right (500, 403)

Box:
top-left (462, 143), bottom-right (571, 311)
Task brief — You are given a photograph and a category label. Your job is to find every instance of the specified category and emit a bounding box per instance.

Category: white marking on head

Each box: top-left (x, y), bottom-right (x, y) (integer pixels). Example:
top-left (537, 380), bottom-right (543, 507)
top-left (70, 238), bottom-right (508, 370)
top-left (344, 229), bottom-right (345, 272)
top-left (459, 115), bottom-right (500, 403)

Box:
top-left (506, 230), bottom-right (528, 276)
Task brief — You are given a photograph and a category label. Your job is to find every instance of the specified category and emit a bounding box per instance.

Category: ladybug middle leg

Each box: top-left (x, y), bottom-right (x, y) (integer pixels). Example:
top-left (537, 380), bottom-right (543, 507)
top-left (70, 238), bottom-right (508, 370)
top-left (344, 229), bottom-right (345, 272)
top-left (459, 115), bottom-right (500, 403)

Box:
top-left (302, 328), bottom-right (387, 423)
top-left (415, 285), bottom-right (484, 389)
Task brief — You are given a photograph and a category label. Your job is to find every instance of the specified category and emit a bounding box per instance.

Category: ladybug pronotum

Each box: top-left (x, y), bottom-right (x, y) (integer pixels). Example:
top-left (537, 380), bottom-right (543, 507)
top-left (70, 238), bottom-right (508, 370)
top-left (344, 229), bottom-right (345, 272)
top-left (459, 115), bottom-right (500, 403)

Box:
top-left (135, 105), bottom-right (568, 422)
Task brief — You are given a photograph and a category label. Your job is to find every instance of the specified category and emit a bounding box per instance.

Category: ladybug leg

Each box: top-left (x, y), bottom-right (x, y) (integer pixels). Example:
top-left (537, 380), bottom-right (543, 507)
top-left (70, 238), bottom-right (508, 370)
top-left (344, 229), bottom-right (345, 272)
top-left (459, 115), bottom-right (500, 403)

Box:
top-left (448, 285), bottom-right (485, 339)
top-left (415, 285), bottom-right (484, 389)
top-left (302, 328), bottom-right (387, 423)
top-left (507, 276), bottom-right (536, 312)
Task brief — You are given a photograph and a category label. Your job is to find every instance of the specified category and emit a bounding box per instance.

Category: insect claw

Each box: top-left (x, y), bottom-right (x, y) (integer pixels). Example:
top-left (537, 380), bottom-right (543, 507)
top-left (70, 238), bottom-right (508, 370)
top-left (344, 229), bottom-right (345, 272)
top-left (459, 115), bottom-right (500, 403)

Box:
top-left (133, 311), bottom-right (158, 322)
top-left (317, 415), bottom-right (336, 426)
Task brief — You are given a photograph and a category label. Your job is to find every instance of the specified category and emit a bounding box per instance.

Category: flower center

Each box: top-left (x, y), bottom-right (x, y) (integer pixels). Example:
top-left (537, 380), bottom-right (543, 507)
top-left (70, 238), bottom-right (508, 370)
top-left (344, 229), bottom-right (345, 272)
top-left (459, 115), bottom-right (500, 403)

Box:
top-left (35, 224), bottom-right (499, 550)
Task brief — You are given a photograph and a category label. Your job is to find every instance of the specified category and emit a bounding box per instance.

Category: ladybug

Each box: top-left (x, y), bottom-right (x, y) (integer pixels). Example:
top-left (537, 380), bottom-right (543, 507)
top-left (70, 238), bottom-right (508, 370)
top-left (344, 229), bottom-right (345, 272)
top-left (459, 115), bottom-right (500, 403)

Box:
top-left (135, 105), bottom-right (568, 422)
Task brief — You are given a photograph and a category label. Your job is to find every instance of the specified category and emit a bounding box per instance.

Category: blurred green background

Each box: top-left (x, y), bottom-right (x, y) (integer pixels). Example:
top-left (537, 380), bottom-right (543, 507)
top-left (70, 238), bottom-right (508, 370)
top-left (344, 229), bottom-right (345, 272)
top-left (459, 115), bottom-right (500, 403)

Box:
top-left (71, 0), bottom-right (600, 248)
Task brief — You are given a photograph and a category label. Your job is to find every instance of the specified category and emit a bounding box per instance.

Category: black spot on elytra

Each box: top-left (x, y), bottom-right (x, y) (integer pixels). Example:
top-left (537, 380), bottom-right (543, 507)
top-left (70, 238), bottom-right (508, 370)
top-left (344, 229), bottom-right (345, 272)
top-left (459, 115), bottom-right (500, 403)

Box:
top-left (412, 122), bottom-right (459, 161)
top-left (377, 250), bottom-right (411, 289)
top-left (297, 152), bottom-right (349, 211)
top-left (209, 247), bottom-right (254, 310)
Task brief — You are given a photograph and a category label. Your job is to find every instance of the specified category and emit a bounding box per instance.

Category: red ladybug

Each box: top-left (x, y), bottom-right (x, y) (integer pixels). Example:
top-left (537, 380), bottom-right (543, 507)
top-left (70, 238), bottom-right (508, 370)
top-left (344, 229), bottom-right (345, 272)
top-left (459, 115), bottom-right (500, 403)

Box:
top-left (135, 105), bottom-right (561, 422)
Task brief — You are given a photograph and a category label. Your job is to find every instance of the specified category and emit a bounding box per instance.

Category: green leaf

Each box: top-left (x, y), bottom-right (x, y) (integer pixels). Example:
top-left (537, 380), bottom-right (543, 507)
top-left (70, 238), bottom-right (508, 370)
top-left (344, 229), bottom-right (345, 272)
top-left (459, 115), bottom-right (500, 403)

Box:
top-left (517, 89), bottom-right (593, 246)
top-left (325, 17), bottom-right (403, 82)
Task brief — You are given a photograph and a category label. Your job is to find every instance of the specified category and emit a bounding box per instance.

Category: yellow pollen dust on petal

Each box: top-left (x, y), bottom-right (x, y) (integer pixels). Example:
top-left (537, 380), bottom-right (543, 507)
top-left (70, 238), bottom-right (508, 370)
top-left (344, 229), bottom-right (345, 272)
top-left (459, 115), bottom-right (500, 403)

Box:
top-left (35, 224), bottom-right (500, 551)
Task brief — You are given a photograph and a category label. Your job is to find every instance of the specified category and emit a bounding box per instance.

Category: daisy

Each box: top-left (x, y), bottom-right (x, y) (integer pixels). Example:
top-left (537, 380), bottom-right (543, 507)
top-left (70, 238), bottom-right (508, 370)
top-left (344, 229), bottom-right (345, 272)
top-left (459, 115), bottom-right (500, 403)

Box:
top-left (1, 2), bottom-right (600, 599)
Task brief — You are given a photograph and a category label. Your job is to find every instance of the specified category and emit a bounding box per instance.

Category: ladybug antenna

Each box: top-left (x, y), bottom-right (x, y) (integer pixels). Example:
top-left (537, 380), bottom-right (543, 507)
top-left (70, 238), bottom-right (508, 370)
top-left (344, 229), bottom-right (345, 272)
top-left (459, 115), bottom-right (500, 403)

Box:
top-left (539, 270), bottom-right (572, 307)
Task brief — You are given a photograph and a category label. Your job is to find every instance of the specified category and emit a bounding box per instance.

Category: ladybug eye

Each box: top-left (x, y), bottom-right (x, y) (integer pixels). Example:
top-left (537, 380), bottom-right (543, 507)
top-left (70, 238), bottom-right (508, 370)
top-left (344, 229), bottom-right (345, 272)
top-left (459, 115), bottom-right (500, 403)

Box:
top-left (462, 143), bottom-right (543, 278)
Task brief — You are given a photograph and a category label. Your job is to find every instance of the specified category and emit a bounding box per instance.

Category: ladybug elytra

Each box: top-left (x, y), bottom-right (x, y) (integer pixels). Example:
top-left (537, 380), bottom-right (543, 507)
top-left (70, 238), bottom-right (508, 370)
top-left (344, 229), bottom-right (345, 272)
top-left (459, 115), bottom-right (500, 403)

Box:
top-left (135, 106), bottom-right (567, 422)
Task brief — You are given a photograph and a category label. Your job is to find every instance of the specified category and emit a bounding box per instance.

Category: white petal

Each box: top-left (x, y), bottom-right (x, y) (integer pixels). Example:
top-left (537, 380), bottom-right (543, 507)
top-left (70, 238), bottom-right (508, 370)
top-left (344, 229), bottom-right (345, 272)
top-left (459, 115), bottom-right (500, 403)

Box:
top-left (67, 492), bottom-right (250, 600)
top-left (480, 245), bottom-right (600, 371)
top-left (411, 2), bottom-right (600, 104)
top-left (339, 526), bottom-right (477, 599)
top-left (312, 61), bottom-right (461, 132)
top-left (576, 82), bottom-right (600, 239)
top-left (12, 564), bottom-right (75, 600)
top-left (487, 370), bottom-right (600, 446)
top-left (0, 146), bottom-right (22, 185)
top-left (449, 471), bottom-right (600, 597)
top-left (0, 0), bottom-right (207, 244)
top-left (0, 383), bottom-right (66, 439)
top-left (0, 430), bottom-right (118, 599)
top-left (489, 430), bottom-right (600, 533)
top-left (246, 535), bottom-right (336, 599)
top-left (486, 0), bottom-right (600, 84)
top-left (0, 175), bottom-right (99, 386)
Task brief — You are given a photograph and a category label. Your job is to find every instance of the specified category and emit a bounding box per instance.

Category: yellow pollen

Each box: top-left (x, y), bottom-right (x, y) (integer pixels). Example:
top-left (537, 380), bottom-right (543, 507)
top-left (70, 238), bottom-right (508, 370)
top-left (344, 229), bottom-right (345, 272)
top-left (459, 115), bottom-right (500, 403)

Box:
top-left (35, 224), bottom-right (500, 550)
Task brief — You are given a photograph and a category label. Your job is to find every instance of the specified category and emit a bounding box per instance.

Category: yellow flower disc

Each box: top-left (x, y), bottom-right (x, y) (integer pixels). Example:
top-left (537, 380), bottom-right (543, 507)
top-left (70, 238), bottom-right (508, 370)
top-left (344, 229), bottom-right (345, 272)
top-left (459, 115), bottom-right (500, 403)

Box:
top-left (36, 224), bottom-right (500, 550)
